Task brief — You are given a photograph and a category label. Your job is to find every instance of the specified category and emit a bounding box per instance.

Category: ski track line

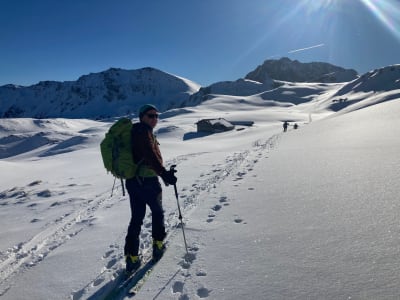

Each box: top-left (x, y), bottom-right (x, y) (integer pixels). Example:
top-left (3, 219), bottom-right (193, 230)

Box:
top-left (176, 133), bottom-right (281, 214)
top-left (71, 152), bottom-right (214, 300)
top-left (78, 133), bottom-right (281, 299)
top-left (157, 133), bottom-right (281, 300)
top-left (0, 185), bottom-right (122, 297)
top-left (71, 226), bottom-right (182, 300)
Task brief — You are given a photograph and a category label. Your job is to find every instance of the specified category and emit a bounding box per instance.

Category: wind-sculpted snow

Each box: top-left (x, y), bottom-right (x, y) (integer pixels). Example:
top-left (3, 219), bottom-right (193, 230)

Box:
top-left (0, 132), bottom-right (53, 159)
top-left (0, 118), bottom-right (104, 159)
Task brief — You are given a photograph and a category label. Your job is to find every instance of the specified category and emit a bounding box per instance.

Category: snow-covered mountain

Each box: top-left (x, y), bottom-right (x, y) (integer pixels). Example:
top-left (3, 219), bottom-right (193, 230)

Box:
top-left (246, 57), bottom-right (358, 83)
top-left (0, 67), bottom-right (200, 119)
top-left (184, 57), bottom-right (360, 108)
top-left (183, 78), bottom-right (275, 107)
top-left (0, 58), bottom-right (362, 120)
top-left (318, 64), bottom-right (400, 113)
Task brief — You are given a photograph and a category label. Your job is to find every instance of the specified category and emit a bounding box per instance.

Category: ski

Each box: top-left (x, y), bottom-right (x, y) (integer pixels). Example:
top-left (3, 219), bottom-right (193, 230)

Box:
top-left (127, 259), bottom-right (161, 296)
top-left (89, 229), bottom-right (175, 299)
top-left (102, 256), bottom-right (156, 300)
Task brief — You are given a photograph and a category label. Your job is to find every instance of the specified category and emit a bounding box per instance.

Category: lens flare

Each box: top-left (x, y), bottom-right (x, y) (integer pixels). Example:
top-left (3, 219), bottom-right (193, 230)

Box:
top-left (358, 0), bottom-right (400, 41)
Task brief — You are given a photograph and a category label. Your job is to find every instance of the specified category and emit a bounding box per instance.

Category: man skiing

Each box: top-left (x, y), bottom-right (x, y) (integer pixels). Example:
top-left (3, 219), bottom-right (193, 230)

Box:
top-left (124, 104), bottom-right (177, 273)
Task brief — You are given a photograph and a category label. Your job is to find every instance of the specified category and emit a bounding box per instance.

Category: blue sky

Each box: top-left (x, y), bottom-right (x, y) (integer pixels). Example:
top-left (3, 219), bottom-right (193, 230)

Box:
top-left (1, 0), bottom-right (399, 86)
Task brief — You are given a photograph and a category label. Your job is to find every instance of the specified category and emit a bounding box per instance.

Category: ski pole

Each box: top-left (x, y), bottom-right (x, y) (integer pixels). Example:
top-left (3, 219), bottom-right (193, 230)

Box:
top-left (174, 183), bottom-right (189, 255)
top-left (111, 177), bottom-right (116, 197)
top-left (170, 166), bottom-right (189, 255)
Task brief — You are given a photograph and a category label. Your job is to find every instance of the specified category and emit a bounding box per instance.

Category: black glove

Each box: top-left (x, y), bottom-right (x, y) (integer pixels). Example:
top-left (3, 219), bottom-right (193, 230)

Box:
top-left (161, 168), bottom-right (177, 186)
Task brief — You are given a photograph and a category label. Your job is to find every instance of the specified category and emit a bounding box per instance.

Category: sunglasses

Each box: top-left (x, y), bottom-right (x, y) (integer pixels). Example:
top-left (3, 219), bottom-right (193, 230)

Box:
top-left (145, 113), bottom-right (159, 119)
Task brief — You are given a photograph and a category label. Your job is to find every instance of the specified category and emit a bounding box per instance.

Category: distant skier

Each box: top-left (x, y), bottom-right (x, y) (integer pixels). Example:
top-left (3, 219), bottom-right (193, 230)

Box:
top-left (293, 123), bottom-right (299, 130)
top-left (124, 104), bottom-right (177, 273)
top-left (283, 121), bottom-right (289, 132)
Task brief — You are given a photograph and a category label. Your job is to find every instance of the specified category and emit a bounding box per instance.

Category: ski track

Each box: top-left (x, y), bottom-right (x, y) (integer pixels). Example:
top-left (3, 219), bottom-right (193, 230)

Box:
top-left (0, 132), bottom-right (280, 299)
top-left (0, 181), bottom-right (121, 297)
top-left (73, 132), bottom-right (281, 300)
top-left (160, 133), bottom-right (281, 300)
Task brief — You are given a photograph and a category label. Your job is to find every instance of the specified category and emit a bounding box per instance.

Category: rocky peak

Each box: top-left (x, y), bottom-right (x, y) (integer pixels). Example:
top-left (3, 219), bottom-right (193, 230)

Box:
top-left (245, 57), bottom-right (358, 83)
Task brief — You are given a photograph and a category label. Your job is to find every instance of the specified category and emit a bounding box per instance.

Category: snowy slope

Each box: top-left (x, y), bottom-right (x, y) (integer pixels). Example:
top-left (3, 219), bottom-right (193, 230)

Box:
top-left (136, 99), bottom-right (400, 300)
top-left (0, 69), bottom-right (399, 299)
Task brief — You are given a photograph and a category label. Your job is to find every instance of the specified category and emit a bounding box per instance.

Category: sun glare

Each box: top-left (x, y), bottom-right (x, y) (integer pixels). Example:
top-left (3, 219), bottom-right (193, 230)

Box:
top-left (300, 0), bottom-right (341, 13)
top-left (358, 0), bottom-right (400, 41)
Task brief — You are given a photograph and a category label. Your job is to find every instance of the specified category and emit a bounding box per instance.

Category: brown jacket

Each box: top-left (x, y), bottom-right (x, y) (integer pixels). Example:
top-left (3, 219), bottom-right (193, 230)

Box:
top-left (131, 122), bottom-right (165, 177)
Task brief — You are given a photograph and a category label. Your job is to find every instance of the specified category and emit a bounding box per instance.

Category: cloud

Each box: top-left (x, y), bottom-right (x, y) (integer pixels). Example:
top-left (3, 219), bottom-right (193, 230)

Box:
top-left (288, 44), bottom-right (325, 54)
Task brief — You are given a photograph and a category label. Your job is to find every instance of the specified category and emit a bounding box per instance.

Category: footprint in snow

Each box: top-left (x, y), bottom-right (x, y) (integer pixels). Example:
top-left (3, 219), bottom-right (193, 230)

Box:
top-left (37, 190), bottom-right (52, 197)
top-left (102, 249), bottom-right (114, 259)
top-left (197, 287), bottom-right (211, 298)
top-left (172, 281), bottom-right (184, 294)
top-left (219, 197), bottom-right (228, 203)
top-left (28, 180), bottom-right (42, 186)
top-left (179, 294), bottom-right (189, 300)
top-left (179, 247), bottom-right (198, 269)
top-left (233, 177), bottom-right (243, 181)
top-left (196, 269), bottom-right (207, 277)
top-left (106, 258), bottom-right (118, 268)
top-left (211, 204), bottom-right (222, 212)
top-left (50, 201), bottom-right (61, 207)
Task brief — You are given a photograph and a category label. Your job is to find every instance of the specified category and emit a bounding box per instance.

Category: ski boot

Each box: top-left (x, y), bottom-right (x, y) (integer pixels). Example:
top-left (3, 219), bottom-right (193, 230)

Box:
top-left (152, 240), bottom-right (166, 262)
top-left (125, 254), bottom-right (140, 274)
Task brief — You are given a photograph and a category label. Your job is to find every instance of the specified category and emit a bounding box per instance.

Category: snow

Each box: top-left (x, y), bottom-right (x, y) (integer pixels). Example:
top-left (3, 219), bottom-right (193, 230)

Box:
top-left (0, 72), bottom-right (399, 300)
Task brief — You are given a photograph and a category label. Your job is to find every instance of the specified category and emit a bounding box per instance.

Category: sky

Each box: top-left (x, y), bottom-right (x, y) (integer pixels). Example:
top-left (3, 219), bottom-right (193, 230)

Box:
top-left (1, 0), bottom-right (399, 87)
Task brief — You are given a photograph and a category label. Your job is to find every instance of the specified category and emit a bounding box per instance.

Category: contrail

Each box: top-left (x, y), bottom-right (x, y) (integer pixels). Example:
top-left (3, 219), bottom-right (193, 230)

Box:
top-left (288, 43), bottom-right (325, 53)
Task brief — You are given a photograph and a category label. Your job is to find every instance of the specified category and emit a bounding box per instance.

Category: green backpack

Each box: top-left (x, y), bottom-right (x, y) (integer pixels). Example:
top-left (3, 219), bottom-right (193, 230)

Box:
top-left (100, 118), bottom-right (138, 181)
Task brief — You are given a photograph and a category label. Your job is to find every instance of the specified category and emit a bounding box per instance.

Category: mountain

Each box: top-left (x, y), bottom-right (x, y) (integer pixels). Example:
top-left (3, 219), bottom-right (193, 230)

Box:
top-left (1, 58), bottom-right (394, 120)
top-left (183, 78), bottom-right (275, 107)
top-left (0, 67), bottom-right (200, 119)
top-left (321, 64), bottom-right (400, 112)
top-left (245, 57), bottom-right (358, 83)
top-left (184, 58), bottom-right (359, 108)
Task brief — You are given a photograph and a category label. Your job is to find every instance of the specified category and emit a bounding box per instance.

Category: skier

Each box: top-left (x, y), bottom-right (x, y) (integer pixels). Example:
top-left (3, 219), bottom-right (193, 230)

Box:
top-left (283, 121), bottom-right (289, 132)
top-left (124, 104), bottom-right (177, 273)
